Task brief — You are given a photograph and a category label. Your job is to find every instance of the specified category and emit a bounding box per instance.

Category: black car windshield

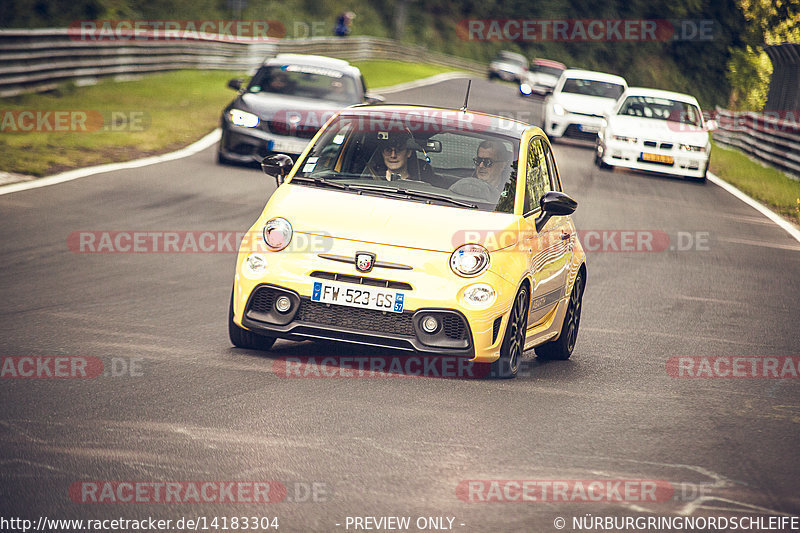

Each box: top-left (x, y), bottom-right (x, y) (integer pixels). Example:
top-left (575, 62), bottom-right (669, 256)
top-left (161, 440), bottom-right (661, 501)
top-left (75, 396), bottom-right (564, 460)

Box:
top-left (290, 112), bottom-right (522, 213)
top-left (248, 65), bottom-right (360, 104)
top-left (562, 78), bottom-right (625, 99)
top-left (618, 95), bottom-right (703, 126)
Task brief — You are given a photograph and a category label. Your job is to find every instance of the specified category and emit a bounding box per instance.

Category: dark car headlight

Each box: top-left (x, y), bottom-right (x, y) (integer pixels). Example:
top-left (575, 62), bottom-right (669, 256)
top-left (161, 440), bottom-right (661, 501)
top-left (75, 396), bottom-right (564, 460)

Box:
top-left (229, 108), bottom-right (260, 128)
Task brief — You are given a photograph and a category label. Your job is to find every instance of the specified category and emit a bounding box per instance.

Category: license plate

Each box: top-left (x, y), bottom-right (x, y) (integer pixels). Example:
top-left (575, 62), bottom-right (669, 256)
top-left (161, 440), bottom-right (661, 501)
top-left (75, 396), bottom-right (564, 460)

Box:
top-left (578, 124), bottom-right (599, 133)
top-left (641, 152), bottom-right (674, 164)
top-left (311, 281), bottom-right (405, 313)
top-left (268, 138), bottom-right (309, 154)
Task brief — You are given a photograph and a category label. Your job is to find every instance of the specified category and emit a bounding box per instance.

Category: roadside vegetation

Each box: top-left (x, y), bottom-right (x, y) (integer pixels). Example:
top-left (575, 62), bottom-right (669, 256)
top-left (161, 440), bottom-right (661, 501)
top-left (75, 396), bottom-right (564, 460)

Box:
top-left (710, 142), bottom-right (800, 225)
top-left (0, 61), bottom-right (456, 177)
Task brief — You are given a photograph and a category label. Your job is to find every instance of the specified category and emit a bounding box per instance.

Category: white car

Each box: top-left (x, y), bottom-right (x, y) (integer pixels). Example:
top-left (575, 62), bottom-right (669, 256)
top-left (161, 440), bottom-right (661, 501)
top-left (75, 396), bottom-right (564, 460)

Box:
top-left (519, 58), bottom-right (566, 97)
top-left (595, 87), bottom-right (714, 182)
top-left (488, 51), bottom-right (528, 83)
top-left (543, 69), bottom-right (627, 141)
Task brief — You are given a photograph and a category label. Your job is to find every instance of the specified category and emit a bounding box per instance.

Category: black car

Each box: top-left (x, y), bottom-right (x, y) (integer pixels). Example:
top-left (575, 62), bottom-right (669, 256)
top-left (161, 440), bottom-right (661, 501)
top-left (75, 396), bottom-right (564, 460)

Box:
top-left (218, 54), bottom-right (383, 165)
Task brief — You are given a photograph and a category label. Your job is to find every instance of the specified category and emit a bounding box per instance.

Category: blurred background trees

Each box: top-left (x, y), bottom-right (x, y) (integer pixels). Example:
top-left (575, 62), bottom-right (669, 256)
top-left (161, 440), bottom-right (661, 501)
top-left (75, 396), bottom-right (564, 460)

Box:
top-left (1, 0), bottom-right (797, 109)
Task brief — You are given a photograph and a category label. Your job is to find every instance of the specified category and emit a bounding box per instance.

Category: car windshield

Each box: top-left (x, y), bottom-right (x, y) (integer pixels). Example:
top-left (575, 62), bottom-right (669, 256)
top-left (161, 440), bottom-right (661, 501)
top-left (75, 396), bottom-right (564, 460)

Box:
top-left (533, 65), bottom-right (564, 77)
top-left (291, 112), bottom-right (521, 213)
top-left (247, 65), bottom-right (360, 104)
top-left (618, 95), bottom-right (703, 126)
top-left (562, 78), bottom-right (625, 99)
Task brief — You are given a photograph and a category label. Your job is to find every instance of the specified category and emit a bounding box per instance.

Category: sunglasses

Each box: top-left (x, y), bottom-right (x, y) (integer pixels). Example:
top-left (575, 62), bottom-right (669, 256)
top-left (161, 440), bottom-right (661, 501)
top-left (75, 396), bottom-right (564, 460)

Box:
top-left (382, 145), bottom-right (408, 155)
top-left (474, 157), bottom-right (502, 167)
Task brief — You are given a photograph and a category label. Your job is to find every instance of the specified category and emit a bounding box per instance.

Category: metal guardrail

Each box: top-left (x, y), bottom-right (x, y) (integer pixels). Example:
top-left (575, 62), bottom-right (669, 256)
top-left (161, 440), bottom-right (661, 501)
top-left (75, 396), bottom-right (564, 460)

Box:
top-left (712, 108), bottom-right (800, 179)
top-left (0, 30), bottom-right (484, 97)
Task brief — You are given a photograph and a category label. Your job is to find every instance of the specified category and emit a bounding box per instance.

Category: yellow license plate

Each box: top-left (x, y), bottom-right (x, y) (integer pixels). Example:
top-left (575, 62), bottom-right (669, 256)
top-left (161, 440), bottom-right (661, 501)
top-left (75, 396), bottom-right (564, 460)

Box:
top-left (641, 152), bottom-right (674, 164)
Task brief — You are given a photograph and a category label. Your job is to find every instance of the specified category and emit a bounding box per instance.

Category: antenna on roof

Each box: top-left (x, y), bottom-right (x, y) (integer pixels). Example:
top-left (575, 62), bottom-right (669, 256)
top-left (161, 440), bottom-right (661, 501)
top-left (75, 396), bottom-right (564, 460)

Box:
top-left (460, 80), bottom-right (471, 113)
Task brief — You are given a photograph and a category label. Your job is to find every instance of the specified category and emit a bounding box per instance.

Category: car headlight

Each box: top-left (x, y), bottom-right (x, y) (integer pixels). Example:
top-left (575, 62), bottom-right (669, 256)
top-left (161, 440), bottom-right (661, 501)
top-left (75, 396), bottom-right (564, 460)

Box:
top-left (679, 144), bottom-right (707, 152)
top-left (229, 108), bottom-right (260, 128)
top-left (552, 103), bottom-right (566, 116)
top-left (463, 283), bottom-right (496, 307)
top-left (262, 217), bottom-right (293, 251)
top-left (450, 244), bottom-right (490, 277)
top-left (613, 135), bottom-right (638, 143)
top-left (520, 83), bottom-right (532, 95)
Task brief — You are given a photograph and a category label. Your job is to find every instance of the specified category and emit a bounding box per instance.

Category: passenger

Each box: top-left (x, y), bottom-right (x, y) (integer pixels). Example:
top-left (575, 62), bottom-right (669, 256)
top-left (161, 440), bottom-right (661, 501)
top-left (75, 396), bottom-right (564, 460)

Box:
top-left (366, 132), bottom-right (420, 181)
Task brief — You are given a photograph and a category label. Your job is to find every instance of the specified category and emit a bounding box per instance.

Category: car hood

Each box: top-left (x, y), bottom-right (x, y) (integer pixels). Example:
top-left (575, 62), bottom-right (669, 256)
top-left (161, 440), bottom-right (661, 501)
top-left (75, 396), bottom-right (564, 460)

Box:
top-left (554, 93), bottom-right (618, 116)
top-left (237, 92), bottom-right (353, 122)
top-left (491, 61), bottom-right (524, 73)
top-left (261, 183), bottom-right (520, 253)
top-left (607, 115), bottom-right (709, 144)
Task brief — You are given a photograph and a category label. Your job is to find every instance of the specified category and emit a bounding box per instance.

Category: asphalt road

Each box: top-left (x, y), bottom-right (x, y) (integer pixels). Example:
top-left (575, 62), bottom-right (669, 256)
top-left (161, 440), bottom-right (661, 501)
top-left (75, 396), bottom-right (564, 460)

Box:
top-left (1, 78), bottom-right (799, 532)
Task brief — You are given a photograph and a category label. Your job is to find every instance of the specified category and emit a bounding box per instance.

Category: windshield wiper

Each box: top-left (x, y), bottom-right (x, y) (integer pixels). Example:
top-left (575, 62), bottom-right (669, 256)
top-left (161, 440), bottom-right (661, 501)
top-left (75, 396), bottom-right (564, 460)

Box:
top-left (290, 176), bottom-right (350, 190)
top-left (347, 184), bottom-right (478, 209)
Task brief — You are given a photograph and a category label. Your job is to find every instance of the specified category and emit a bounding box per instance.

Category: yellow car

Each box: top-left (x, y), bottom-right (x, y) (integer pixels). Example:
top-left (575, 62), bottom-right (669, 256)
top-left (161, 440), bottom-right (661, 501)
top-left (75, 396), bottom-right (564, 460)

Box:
top-left (229, 105), bottom-right (586, 378)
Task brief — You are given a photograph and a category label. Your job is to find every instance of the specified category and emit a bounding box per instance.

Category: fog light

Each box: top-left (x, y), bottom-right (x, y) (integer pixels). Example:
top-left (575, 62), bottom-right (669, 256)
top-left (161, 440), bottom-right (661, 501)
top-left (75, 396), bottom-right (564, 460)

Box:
top-left (421, 315), bottom-right (439, 334)
top-left (275, 296), bottom-right (292, 313)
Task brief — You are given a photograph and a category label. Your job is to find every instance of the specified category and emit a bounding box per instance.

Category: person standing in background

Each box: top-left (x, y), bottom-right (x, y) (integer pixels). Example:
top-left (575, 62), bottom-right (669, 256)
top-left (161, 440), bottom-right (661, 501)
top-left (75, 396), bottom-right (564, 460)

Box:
top-left (334, 11), bottom-right (355, 37)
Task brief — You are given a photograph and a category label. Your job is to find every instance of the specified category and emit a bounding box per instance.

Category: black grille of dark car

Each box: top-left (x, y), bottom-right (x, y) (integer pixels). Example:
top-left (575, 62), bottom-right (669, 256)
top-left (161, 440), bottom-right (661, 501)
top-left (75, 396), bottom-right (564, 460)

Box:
top-left (249, 288), bottom-right (277, 313)
top-left (563, 124), bottom-right (597, 141)
top-left (310, 271), bottom-right (412, 291)
top-left (442, 315), bottom-right (467, 340)
top-left (296, 300), bottom-right (415, 336)
top-left (264, 121), bottom-right (318, 139)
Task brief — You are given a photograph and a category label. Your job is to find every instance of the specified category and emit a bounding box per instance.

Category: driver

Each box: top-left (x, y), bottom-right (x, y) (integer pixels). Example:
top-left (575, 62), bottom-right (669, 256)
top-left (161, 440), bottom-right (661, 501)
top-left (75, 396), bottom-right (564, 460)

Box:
top-left (449, 140), bottom-right (512, 202)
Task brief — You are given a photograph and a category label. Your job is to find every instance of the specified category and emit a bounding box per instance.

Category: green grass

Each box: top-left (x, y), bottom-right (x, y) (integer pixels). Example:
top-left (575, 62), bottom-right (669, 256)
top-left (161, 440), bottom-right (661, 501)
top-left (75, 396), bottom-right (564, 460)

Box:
top-left (710, 141), bottom-right (800, 225)
top-left (0, 70), bottom-right (246, 177)
top-left (352, 60), bottom-right (461, 89)
top-left (0, 61), bottom-right (460, 177)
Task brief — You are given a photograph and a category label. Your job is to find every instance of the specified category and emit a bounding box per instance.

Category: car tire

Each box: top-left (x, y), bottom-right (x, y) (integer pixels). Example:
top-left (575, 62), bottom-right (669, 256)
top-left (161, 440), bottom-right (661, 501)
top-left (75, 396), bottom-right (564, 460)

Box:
top-left (229, 290), bottom-right (277, 351)
top-left (536, 270), bottom-right (585, 361)
top-left (491, 286), bottom-right (529, 379)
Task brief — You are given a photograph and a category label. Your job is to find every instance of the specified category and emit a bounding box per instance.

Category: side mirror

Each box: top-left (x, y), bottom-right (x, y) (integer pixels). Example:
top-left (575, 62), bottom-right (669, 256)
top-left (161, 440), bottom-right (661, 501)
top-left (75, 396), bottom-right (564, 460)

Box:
top-left (535, 191), bottom-right (578, 232)
top-left (364, 93), bottom-right (385, 104)
top-left (227, 78), bottom-right (243, 91)
top-left (705, 119), bottom-right (718, 132)
top-left (261, 154), bottom-right (294, 187)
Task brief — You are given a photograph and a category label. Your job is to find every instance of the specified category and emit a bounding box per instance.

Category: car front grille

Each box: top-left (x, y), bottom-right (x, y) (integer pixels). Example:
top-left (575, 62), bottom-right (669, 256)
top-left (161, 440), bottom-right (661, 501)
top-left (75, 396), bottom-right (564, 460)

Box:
top-left (442, 315), bottom-right (466, 340)
top-left (263, 121), bottom-right (318, 139)
top-left (295, 299), bottom-right (416, 337)
top-left (564, 124), bottom-right (597, 141)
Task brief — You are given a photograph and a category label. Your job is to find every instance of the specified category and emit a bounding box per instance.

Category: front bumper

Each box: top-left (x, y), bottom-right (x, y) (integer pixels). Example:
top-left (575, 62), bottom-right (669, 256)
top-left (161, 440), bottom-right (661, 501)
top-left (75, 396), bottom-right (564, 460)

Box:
top-left (544, 112), bottom-right (603, 141)
top-left (232, 236), bottom-right (517, 362)
top-left (600, 138), bottom-right (709, 178)
top-left (219, 121), bottom-right (313, 164)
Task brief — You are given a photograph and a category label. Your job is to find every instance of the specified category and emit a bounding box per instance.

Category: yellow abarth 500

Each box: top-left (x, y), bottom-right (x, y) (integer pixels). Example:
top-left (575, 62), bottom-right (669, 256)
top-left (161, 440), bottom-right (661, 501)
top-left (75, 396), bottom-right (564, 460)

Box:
top-left (229, 105), bottom-right (586, 378)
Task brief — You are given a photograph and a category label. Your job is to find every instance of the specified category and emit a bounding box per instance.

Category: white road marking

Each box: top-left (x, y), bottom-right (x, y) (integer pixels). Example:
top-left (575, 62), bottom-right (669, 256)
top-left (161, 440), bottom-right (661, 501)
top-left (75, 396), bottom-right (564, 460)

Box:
top-left (708, 171), bottom-right (800, 245)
